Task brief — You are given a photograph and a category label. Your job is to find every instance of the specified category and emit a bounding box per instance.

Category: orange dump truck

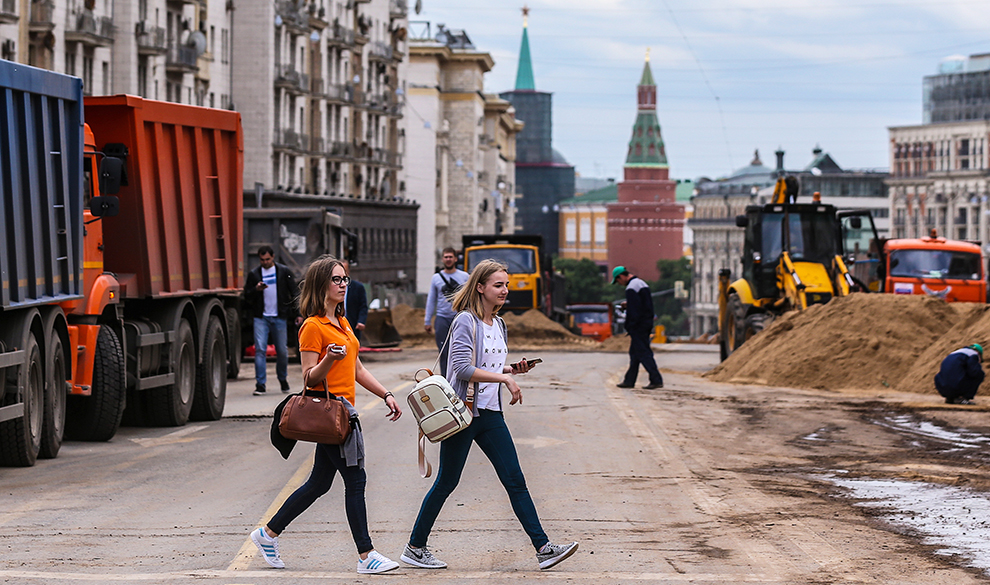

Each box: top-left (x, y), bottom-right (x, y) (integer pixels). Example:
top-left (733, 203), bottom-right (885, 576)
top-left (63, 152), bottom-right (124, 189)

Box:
top-left (881, 231), bottom-right (985, 302)
top-left (0, 60), bottom-right (243, 466)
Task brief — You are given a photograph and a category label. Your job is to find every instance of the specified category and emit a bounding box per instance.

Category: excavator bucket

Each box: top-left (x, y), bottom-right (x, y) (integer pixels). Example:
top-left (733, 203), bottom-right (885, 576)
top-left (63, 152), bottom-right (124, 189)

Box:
top-left (361, 308), bottom-right (402, 348)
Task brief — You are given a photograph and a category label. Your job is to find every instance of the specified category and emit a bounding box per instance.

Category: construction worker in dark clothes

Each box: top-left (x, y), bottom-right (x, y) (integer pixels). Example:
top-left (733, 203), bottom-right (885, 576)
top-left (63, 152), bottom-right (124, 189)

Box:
top-left (934, 343), bottom-right (985, 405)
top-left (612, 266), bottom-right (663, 390)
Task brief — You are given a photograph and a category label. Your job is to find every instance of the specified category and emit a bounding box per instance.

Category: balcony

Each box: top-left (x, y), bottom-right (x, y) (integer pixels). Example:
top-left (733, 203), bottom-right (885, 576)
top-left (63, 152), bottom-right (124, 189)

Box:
top-left (274, 128), bottom-right (308, 152)
top-left (29, 0), bottom-right (54, 32)
top-left (367, 41), bottom-right (393, 62)
top-left (326, 24), bottom-right (355, 47)
top-left (366, 147), bottom-right (401, 167)
top-left (166, 44), bottom-right (199, 73)
top-left (0, 0), bottom-right (17, 25)
top-left (327, 140), bottom-right (356, 160)
top-left (310, 136), bottom-right (326, 154)
top-left (274, 64), bottom-right (309, 94)
top-left (276, 0), bottom-right (310, 35)
top-left (389, 0), bottom-right (408, 19)
top-left (65, 11), bottom-right (115, 46)
top-left (135, 22), bottom-right (167, 55)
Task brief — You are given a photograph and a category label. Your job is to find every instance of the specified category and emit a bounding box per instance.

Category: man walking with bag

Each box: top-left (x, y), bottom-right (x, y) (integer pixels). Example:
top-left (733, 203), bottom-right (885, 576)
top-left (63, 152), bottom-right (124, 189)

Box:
top-left (424, 247), bottom-right (469, 376)
top-left (612, 266), bottom-right (663, 389)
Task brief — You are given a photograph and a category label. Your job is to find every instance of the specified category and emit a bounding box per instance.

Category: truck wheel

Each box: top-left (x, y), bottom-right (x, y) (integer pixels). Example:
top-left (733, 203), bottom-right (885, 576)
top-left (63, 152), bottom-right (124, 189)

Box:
top-left (191, 316), bottom-right (226, 421)
top-left (744, 313), bottom-right (772, 340)
top-left (147, 320), bottom-right (195, 426)
top-left (225, 307), bottom-right (241, 379)
top-left (65, 325), bottom-right (126, 441)
top-left (0, 334), bottom-right (43, 466)
top-left (39, 334), bottom-right (67, 459)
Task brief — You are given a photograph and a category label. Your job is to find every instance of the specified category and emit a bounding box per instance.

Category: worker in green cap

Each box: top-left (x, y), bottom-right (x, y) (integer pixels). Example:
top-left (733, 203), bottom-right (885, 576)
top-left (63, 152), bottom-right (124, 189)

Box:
top-left (934, 343), bottom-right (985, 405)
top-left (611, 266), bottom-right (663, 390)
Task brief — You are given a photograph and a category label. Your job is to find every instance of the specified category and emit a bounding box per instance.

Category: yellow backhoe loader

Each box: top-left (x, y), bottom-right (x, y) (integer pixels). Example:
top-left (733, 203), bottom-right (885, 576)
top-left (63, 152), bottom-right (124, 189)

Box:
top-left (717, 176), bottom-right (878, 361)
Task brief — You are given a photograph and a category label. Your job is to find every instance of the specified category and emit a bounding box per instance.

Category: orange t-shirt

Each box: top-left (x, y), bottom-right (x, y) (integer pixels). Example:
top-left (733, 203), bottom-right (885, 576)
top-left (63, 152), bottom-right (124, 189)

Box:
top-left (297, 314), bottom-right (359, 406)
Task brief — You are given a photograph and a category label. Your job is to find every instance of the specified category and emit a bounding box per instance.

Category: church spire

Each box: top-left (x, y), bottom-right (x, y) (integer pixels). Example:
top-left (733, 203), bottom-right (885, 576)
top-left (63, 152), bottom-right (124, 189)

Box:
top-left (514, 6), bottom-right (535, 91)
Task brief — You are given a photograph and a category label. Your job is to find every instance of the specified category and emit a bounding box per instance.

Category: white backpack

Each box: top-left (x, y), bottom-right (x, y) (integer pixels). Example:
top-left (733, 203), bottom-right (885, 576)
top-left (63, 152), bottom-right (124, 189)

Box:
top-left (407, 314), bottom-right (478, 477)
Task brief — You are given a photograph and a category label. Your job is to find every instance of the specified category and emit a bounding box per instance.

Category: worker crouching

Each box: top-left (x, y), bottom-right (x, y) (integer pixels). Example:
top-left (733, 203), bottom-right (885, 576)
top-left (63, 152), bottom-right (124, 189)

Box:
top-left (934, 344), bottom-right (985, 405)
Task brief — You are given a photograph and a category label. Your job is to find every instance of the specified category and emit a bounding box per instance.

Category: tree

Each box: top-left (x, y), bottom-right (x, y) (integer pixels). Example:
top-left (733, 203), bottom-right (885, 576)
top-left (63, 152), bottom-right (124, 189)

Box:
top-left (650, 257), bottom-right (692, 337)
top-left (553, 258), bottom-right (619, 304)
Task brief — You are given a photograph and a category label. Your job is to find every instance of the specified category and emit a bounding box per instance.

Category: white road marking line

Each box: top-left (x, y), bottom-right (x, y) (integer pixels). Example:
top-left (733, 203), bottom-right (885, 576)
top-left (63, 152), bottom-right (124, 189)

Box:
top-left (0, 569), bottom-right (790, 581)
top-left (129, 425), bottom-right (208, 447)
top-left (226, 451), bottom-right (316, 572)
top-left (360, 380), bottom-right (413, 413)
top-left (513, 435), bottom-right (567, 449)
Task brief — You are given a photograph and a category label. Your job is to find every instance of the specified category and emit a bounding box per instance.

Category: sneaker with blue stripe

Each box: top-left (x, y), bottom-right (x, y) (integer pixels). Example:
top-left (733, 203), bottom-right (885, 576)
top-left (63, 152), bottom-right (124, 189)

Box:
top-left (250, 527), bottom-right (284, 569)
top-left (357, 550), bottom-right (400, 574)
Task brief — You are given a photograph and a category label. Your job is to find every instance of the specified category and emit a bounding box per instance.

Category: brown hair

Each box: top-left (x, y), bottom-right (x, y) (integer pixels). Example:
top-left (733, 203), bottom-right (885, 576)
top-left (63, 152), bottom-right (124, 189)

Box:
top-left (298, 255), bottom-right (346, 318)
top-left (450, 259), bottom-right (508, 320)
top-left (441, 246), bottom-right (457, 256)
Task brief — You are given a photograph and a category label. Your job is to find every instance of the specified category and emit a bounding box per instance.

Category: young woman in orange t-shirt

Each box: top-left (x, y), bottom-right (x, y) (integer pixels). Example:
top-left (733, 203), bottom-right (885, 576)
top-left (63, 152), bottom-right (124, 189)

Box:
top-left (251, 256), bottom-right (402, 575)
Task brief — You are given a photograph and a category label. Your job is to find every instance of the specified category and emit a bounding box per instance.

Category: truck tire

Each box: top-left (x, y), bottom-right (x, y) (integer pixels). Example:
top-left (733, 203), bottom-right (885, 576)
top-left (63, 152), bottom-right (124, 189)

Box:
top-left (191, 316), bottom-right (226, 421)
top-left (65, 325), bottom-right (126, 442)
top-left (0, 334), bottom-right (43, 466)
top-left (744, 312), bottom-right (772, 340)
top-left (225, 307), bottom-right (241, 379)
top-left (147, 320), bottom-right (195, 427)
top-left (39, 334), bottom-right (67, 459)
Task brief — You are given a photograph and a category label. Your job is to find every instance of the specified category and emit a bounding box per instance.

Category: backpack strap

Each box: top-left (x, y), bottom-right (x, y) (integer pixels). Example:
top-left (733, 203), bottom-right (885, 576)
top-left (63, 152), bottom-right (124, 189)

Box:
top-left (418, 428), bottom-right (432, 478)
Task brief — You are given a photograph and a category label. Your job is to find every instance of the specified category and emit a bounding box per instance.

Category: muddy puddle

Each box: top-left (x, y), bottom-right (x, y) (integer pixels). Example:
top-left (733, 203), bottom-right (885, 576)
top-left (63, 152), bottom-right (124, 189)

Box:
top-left (820, 413), bottom-right (990, 575)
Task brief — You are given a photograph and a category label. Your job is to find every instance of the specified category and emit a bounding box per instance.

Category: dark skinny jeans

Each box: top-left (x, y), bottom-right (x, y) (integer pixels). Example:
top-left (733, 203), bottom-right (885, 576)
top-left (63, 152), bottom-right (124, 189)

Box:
top-left (409, 409), bottom-right (549, 551)
top-left (268, 442), bottom-right (374, 554)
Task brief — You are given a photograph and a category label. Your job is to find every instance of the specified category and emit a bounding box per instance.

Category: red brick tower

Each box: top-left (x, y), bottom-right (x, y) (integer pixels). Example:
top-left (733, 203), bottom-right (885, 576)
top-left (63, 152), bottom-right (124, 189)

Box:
top-left (607, 52), bottom-right (685, 281)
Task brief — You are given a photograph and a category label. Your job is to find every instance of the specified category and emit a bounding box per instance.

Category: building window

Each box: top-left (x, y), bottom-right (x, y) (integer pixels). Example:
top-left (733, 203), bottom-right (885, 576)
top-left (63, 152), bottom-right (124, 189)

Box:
top-left (565, 218), bottom-right (576, 245)
top-left (580, 217), bottom-right (591, 245)
top-left (595, 217), bottom-right (606, 244)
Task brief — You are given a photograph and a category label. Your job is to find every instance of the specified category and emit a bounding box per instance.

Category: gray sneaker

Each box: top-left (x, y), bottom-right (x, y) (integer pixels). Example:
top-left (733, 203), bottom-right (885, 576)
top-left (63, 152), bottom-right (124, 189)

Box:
top-left (400, 544), bottom-right (447, 569)
top-left (537, 541), bottom-right (578, 570)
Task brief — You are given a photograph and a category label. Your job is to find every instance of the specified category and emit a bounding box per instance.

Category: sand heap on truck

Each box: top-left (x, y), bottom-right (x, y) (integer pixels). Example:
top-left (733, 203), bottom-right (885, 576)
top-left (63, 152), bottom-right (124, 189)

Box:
top-left (707, 293), bottom-right (990, 395)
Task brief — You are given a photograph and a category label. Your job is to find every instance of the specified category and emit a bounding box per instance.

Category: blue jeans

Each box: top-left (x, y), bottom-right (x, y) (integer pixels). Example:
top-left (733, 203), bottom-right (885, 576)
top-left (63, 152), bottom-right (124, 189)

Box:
top-left (408, 409), bottom-right (549, 551)
top-left (253, 316), bottom-right (288, 386)
top-left (433, 314), bottom-right (454, 377)
top-left (267, 443), bottom-right (374, 554)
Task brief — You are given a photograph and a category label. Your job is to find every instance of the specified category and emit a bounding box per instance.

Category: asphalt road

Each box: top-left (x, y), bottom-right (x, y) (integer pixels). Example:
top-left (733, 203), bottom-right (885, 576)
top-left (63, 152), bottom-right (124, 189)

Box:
top-left (2, 345), bottom-right (989, 583)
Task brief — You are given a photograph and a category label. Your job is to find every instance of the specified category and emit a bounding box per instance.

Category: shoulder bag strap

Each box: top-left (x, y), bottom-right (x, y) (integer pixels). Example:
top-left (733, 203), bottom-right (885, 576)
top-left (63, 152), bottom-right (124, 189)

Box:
top-left (430, 314), bottom-right (457, 375)
top-left (465, 315), bottom-right (478, 411)
top-left (418, 428), bottom-right (432, 478)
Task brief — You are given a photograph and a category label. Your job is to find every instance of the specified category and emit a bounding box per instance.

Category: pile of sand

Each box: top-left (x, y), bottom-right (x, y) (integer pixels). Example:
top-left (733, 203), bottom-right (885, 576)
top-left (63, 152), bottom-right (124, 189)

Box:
top-left (707, 294), bottom-right (990, 394)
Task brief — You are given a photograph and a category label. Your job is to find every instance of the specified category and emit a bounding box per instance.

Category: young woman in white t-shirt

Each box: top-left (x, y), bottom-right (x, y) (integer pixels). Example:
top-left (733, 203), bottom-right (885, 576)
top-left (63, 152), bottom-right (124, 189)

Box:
top-left (400, 259), bottom-right (579, 571)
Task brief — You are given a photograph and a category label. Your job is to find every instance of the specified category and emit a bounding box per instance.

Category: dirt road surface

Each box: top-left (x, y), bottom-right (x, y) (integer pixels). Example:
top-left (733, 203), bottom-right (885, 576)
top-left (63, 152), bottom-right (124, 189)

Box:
top-left (3, 346), bottom-right (990, 583)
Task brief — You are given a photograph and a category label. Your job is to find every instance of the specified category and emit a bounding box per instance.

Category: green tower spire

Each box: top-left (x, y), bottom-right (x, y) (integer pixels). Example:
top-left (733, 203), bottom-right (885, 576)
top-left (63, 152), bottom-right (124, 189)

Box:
top-left (625, 49), bottom-right (667, 168)
top-left (514, 8), bottom-right (535, 91)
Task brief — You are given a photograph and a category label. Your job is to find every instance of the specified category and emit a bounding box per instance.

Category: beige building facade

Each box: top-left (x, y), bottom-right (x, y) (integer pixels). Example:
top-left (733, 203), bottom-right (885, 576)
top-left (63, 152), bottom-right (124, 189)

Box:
top-left (232, 0), bottom-right (406, 200)
top-left (888, 121), bottom-right (990, 243)
top-left (0, 0), bottom-right (232, 105)
top-left (405, 23), bottom-right (521, 292)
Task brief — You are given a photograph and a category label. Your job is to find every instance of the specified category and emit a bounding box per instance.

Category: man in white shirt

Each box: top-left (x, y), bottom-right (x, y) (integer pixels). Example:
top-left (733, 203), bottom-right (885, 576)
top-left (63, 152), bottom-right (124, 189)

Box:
top-left (424, 247), bottom-right (469, 375)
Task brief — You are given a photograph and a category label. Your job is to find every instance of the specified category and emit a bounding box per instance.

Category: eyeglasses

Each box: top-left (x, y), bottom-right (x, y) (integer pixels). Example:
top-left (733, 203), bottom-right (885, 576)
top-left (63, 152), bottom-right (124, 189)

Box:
top-left (331, 275), bottom-right (351, 286)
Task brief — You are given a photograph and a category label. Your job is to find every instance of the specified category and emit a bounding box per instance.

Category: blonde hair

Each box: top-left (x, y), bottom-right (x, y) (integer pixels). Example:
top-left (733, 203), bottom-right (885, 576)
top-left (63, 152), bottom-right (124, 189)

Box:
top-left (450, 259), bottom-right (508, 320)
top-left (298, 255), bottom-right (346, 318)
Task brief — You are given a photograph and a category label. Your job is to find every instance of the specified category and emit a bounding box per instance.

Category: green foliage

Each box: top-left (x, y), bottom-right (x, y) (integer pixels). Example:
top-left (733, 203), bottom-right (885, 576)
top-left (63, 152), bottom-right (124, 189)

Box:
top-left (649, 257), bottom-right (693, 337)
top-left (553, 258), bottom-right (621, 304)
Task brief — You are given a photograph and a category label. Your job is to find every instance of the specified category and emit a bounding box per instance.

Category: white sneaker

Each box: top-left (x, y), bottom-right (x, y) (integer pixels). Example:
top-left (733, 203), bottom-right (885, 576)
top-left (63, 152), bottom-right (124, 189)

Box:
top-left (357, 550), bottom-right (400, 574)
top-left (250, 527), bottom-right (284, 569)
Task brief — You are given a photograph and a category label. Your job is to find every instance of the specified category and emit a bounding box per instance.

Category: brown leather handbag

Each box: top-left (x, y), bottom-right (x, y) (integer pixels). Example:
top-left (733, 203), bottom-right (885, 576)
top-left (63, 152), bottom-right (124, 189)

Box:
top-left (278, 381), bottom-right (351, 445)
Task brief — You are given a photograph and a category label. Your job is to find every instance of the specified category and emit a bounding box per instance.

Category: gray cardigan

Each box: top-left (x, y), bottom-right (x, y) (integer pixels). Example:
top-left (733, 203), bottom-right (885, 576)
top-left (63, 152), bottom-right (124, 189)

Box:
top-left (446, 311), bottom-right (507, 417)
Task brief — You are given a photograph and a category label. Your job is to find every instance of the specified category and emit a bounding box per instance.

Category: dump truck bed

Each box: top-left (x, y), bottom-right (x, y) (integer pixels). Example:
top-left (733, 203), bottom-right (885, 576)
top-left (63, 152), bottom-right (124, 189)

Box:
top-left (83, 95), bottom-right (243, 299)
top-left (0, 60), bottom-right (85, 310)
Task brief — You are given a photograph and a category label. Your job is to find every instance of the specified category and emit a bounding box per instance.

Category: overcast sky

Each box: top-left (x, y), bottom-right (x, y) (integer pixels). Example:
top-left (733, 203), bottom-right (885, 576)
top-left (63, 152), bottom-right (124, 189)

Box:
top-left (412, 0), bottom-right (990, 182)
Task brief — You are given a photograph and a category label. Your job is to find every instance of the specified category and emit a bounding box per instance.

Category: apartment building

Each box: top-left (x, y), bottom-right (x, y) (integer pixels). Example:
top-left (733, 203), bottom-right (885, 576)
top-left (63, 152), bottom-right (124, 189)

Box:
top-left (405, 22), bottom-right (522, 292)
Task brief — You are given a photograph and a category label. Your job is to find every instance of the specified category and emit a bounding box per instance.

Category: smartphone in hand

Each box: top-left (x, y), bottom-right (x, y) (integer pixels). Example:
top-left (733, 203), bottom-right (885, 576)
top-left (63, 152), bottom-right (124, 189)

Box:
top-left (326, 343), bottom-right (346, 356)
top-left (512, 358), bottom-right (542, 370)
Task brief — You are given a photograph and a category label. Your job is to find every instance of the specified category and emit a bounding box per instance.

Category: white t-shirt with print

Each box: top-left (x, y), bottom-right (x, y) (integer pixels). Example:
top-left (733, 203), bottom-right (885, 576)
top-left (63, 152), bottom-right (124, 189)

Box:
top-left (475, 320), bottom-right (506, 411)
top-left (261, 266), bottom-right (278, 316)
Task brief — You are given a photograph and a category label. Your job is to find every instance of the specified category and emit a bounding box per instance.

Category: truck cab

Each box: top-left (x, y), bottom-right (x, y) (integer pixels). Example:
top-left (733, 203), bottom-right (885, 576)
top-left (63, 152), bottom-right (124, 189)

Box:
top-left (881, 233), bottom-right (985, 302)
